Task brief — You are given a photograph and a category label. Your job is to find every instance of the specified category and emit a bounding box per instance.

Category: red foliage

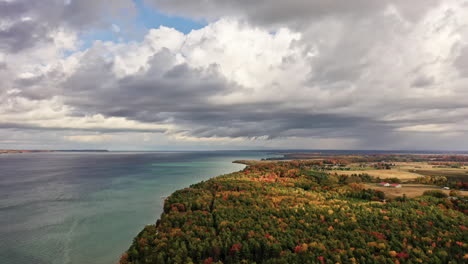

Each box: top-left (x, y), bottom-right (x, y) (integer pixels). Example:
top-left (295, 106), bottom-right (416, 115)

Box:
top-left (294, 246), bottom-right (304, 253)
top-left (138, 237), bottom-right (148, 247)
top-left (370, 231), bottom-right (386, 240)
top-left (203, 257), bottom-right (214, 264)
top-left (416, 210), bottom-right (426, 215)
top-left (317, 256), bottom-right (325, 264)
top-left (119, 253), bottom-right (129, 264)
top-left (171, 203), bottom-right (186, 212)
top-left (396, 252), bottom-right (410, 259)
top-left (460, 225), bottom-right (468, 231)
top-left (230, 243), bottom-right (242, 255)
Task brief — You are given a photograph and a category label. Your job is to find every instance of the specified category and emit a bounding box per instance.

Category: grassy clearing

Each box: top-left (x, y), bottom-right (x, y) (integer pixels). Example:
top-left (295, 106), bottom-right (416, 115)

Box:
top-left (393, 162), bottom-right (434, 169)
top-left (332, 169), bottom-right (421, 181)
top-left (409, 169), bottom-right (468, 182)
top-left (391, 162), bottom-right (468, 181)
top-left (365, 183), bottom-right (468, 198)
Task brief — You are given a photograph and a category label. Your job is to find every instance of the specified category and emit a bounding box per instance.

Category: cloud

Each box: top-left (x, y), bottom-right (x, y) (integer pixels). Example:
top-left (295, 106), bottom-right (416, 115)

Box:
top-left (0, 0), bottom-right (136, 53)
top-left (57, 21), bottom-right (381, 140)
top-left (146, 0), bottom-right (442, 27)
top-left (397, 124), bottom-right (452, 132)
top-left (64, 134), bottom-right (113, 143)
top-left (2, 0), bottom-right (468, 150)
top-left (454, 45), bottom-right (468, 77)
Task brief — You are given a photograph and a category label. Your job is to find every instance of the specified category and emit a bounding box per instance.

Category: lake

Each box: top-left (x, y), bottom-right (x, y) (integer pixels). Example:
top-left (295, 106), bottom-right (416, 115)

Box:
top-left (0, 151), bottom-right (270, 264)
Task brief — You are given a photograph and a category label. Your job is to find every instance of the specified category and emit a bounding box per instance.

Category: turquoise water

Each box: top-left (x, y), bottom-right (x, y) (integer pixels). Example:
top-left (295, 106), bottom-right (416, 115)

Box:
top-left (0, 151), bottom-right (269, 264)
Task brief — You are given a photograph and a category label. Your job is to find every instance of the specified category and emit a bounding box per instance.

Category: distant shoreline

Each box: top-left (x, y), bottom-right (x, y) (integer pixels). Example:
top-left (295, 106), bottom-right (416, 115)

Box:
top-left (0, 149), bottom-right (109, 154)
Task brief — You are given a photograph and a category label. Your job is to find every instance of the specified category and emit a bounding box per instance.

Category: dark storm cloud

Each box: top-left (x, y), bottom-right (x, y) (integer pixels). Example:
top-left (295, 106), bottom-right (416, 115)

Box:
top-left (61, 47), bottom-right (238, 123)
top-left (57, 45), bottom-right (391, 139)
top-left (0, 0), bottom-right (135, 52)
top-left (0, 18), bottom-right (51, 52)
top-left (181, 111), bottom-right (384, 139)
top-left (0, 122), bottom-right (166, 134)
top-left (411, 75), bottom-right (435, 88)
top-left (454, 46), bottom-right (468, 77)
top-left (146, 0), bottom-right (441, 27)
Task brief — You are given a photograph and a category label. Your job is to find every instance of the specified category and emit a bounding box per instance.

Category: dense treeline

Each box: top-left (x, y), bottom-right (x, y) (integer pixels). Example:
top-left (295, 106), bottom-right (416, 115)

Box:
top-left (121, 161), bottom-right (468, 264)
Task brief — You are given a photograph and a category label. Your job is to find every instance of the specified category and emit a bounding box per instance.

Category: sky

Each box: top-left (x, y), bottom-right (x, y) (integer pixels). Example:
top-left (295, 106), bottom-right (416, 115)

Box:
top-left (1, 0), bottom-right (468, 151)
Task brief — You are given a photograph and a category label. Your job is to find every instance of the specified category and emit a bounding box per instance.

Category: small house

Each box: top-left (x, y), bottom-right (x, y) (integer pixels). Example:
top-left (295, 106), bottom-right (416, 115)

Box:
top-left (379, 182), bottom-right (390, 187)
top-left (390, 183), bottom-right (402, 188)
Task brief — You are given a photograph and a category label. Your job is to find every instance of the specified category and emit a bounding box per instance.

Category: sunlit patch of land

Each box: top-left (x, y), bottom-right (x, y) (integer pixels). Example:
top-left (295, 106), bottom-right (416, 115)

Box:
top-left (365, 183), bottom-right (468, 198)
top-left (332, 169), bottom-right (421, 181)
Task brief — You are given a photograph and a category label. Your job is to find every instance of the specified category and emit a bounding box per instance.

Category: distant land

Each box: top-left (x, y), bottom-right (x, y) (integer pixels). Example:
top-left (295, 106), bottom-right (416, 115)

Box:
top-left (0, 149), bottom-right (109, 154)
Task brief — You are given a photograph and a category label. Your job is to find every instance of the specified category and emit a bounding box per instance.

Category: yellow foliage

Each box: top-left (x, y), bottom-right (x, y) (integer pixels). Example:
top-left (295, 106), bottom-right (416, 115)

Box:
top-left (309, 242), bottom-right (318, 248)
top-left (367, 242), bottom-right (377, 247)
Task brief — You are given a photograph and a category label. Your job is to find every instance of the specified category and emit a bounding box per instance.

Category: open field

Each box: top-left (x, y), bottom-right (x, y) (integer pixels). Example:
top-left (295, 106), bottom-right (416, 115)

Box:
top-left (332, 169), bottom-right (421, 181)
top-left (365, 183), bottom-right (468, 198)
top-left (409, 168), bottom-right (468, 182)
top-left (393, 162), bottom-right (435, 169)
top-left (387, 162), bottom-right (468, 182)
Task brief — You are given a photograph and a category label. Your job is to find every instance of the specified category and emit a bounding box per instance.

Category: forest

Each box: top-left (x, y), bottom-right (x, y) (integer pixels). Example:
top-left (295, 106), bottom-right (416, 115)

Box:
top-left (120, 160), bottom-right (468, 264)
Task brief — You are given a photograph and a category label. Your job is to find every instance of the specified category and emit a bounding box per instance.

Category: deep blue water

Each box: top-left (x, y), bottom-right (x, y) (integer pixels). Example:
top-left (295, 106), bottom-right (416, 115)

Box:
top-left (0, 151), bottom-right (270, 264)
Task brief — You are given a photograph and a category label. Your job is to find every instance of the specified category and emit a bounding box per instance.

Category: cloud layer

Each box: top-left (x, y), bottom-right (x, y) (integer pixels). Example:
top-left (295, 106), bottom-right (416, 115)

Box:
top-left (1, 0), bottom-right (468, 150)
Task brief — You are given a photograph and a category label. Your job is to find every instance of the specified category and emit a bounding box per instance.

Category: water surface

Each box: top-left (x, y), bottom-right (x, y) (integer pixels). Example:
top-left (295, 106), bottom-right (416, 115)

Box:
top-left (0, 151), bottom-right (268, 264)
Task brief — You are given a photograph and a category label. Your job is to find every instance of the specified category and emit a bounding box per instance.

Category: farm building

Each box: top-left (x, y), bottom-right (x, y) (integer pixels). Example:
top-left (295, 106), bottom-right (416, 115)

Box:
top-left (378, 182), bottom-right (402, 188)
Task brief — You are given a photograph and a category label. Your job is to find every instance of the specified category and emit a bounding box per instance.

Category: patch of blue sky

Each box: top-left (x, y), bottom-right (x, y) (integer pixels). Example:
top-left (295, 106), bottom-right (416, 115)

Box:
top-left (76, 0), bottom-right (206, 51)
top-left (135, 0), bottom-right (206, 34)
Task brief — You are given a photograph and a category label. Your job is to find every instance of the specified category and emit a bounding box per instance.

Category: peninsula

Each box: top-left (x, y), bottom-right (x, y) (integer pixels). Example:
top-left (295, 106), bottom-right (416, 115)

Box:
top-left (121, 154), bottom-right (468, 264)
